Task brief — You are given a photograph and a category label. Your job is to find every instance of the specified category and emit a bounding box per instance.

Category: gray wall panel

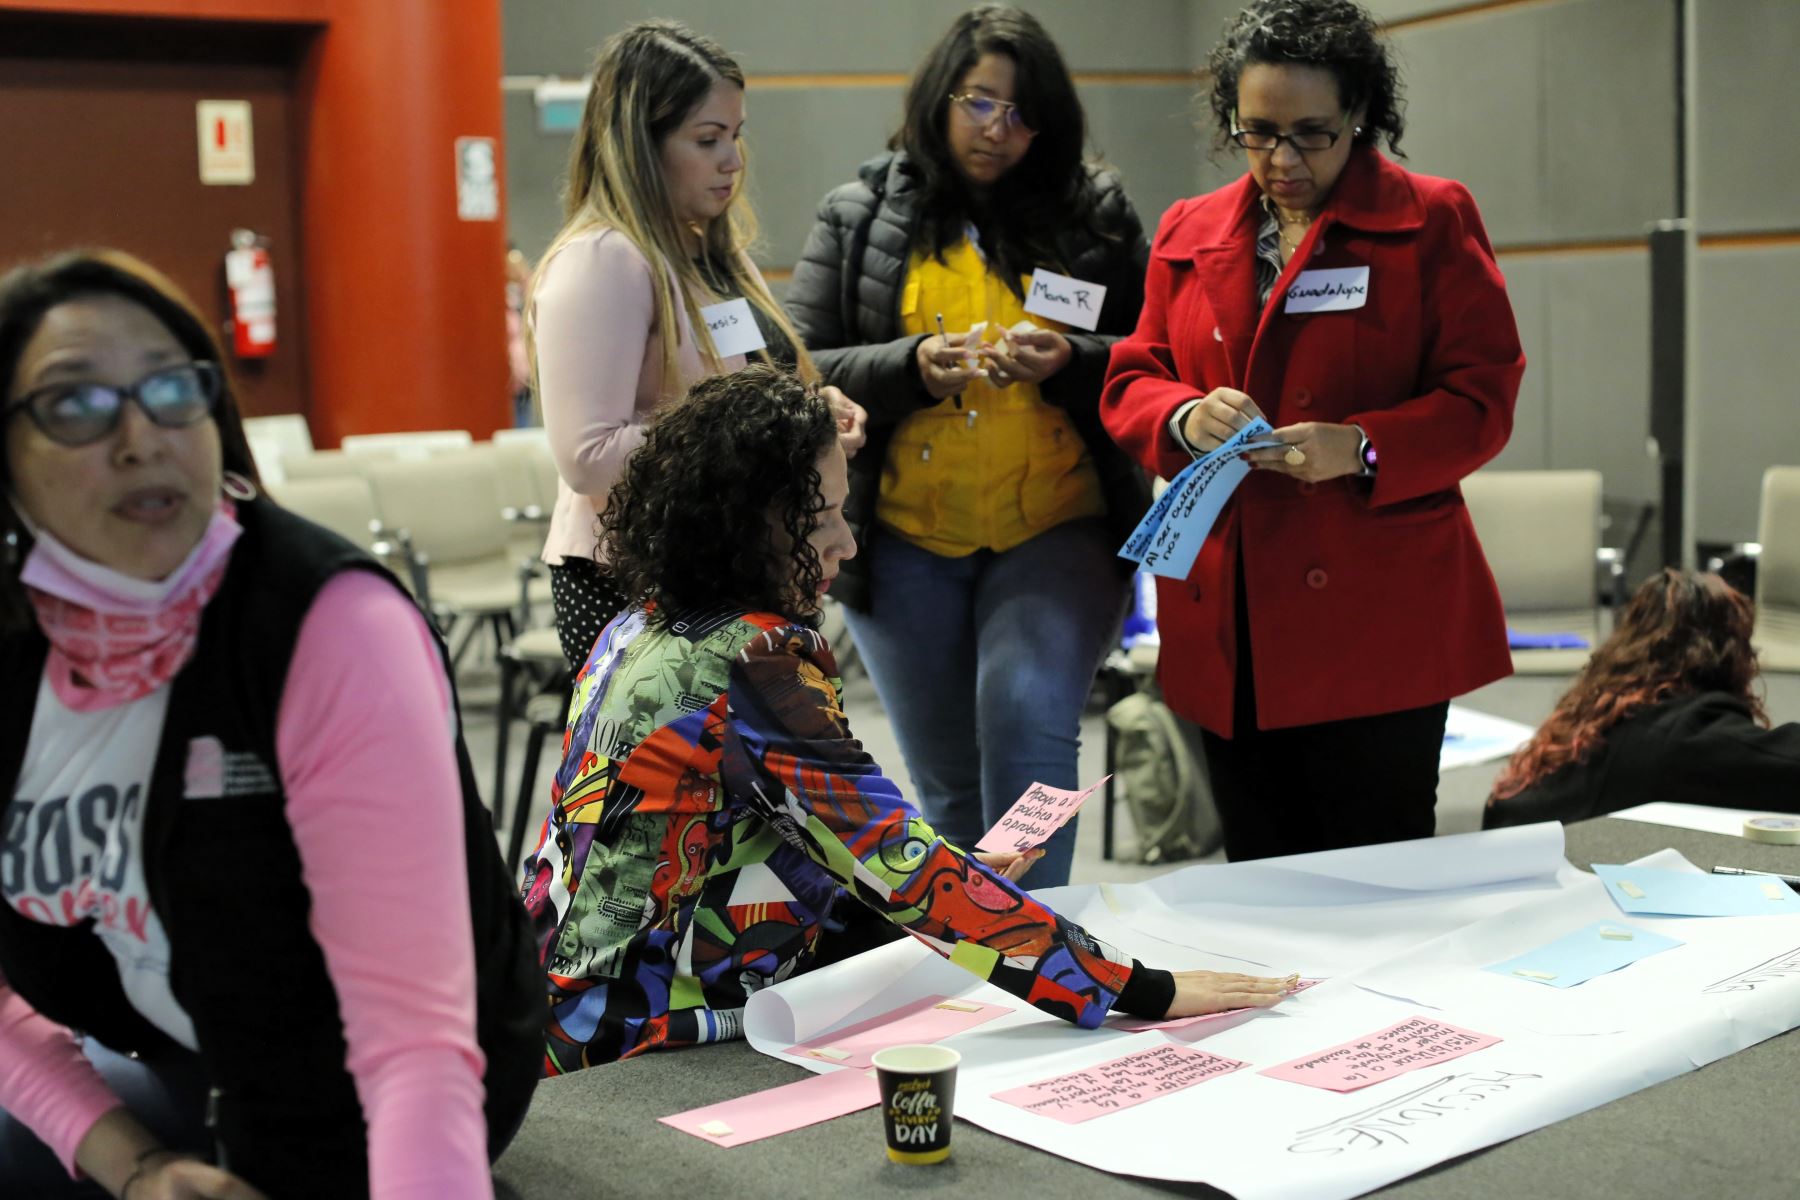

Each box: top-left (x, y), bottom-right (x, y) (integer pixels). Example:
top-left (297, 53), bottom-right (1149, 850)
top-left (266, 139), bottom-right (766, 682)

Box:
top-left (1489, 255), bottom-right (1552, 471)
top-left (1694, 0), bottom-right (1800, 235)
top-left (505, 0), bottom-right (1196, 77)
top-left (1544, 251), bottom-right (1656, 502)
top-left (1694, 245), bottom-right (1800, 542)
top-left (505, 90), bottom-right (565, 261)
top-left (1540, 0), bottom-right (1676, 241)
top-left (1388, 10), bottom-right (1544, 246)
top-left (738, 87), bottom-right (906, 268)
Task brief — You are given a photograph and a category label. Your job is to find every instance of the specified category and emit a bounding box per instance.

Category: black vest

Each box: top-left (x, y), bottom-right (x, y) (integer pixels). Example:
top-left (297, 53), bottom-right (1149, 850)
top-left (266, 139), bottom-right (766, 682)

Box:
top-left (0, 499), bottom-right (541, 1199)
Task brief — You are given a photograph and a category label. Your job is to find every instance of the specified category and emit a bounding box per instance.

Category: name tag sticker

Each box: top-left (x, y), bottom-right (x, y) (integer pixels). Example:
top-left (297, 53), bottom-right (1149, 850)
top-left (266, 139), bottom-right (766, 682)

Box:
top-left (1284, 265), bottom-right (1370, 314)
top-left (1024, 269), bottom-right (1107, 331)
top-left (699, 297), bottom-right (766, 358)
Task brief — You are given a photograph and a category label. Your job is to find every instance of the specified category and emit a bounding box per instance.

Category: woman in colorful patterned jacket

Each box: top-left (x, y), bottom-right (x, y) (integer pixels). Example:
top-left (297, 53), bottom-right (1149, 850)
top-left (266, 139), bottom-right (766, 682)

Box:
top-left (518, 364), bottom-right (1295, 1072)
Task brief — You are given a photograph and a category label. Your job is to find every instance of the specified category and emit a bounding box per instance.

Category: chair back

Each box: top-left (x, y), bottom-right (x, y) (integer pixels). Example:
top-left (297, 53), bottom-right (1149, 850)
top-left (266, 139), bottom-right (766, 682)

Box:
top-left (1756, 466), bottom-right (1800, 649)
top-left (363, 446), bottom-right (509, 567)
top-left (268, 475), bottom-right (379, 550)
top-left (342, 429), bottom-right (473, 461)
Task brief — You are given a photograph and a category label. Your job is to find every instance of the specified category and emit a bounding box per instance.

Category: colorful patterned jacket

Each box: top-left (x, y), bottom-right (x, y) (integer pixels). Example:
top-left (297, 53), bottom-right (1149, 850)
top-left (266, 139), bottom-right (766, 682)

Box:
top-left (519, 605), bottom-right (1172, 1073)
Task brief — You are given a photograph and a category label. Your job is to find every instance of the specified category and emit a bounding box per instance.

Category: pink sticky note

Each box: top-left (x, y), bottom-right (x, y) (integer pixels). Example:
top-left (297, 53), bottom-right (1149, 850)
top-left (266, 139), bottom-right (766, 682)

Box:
top-left (975, 776), bottom-right (1110, 854)
top-left (1113, 977), bottom-right (1324, 1032)
top-left (992, 1042), bottom-right (1247, 1124)
top-left (1259, 1016), bottom-right (1500, 1092)
top-left (660, 1068), bottom-right (879, 1147)
top-left (784, 993), bottom-right (1010, 1068)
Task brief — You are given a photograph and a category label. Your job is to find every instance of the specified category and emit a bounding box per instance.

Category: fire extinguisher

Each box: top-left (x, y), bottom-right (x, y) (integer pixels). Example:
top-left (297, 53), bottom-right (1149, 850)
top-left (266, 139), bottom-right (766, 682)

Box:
top-left (224, 229), bottom-right (276, 358)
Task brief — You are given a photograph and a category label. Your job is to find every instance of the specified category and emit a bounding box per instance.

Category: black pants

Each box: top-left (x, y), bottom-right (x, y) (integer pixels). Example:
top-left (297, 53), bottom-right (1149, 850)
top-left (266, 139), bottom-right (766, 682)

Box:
top-left (548, 557), bottom-right (627, 672)
top-left (1200, 574), bottom-right (1448, 862)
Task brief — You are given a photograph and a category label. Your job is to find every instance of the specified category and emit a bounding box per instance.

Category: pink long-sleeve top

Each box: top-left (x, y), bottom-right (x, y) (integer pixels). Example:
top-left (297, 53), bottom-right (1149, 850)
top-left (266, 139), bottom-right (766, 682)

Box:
top-left (532, 227), bottom-right (746, 565)
top-left (0, 569), bottom-right (492, 1199)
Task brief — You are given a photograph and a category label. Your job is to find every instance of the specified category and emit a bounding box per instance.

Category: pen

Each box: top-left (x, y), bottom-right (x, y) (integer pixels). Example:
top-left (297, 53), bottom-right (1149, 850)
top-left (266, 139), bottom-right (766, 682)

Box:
top-left (1711, 865), bottom-right (1800, 891)
top-left (935, 312), bottom-right (963, 409)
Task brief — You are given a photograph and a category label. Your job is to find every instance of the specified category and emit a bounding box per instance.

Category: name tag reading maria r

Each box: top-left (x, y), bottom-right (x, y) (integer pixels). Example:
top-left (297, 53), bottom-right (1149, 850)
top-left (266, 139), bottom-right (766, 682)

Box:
top-left (1284, 265), bottom-right (1370, 314)
top-left (699, 297), bottom-right (767, 358)
top-left (1024, 269), bottom-right (1107, 331)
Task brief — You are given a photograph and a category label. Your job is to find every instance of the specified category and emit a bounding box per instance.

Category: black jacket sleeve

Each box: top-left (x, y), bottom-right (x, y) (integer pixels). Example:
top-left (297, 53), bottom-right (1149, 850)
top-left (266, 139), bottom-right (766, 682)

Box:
top-left (787, 193), bottom-right (931, 425)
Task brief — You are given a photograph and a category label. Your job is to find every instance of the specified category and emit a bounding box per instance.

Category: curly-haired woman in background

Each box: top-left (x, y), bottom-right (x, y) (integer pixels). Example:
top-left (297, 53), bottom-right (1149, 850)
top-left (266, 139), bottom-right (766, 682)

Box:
top-left (1485, 570), bottom-right (1800, 828)
top-left (515, 364), bottom-right (1296, 1073)
top-left (1102, 0), bottom-right (1525, 860)
top-left (785, 5), bottom-right (1152, 888)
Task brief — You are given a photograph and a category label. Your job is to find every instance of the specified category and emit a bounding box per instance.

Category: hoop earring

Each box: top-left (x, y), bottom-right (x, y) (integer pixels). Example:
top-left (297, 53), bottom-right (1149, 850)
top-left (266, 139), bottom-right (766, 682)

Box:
top-left (222, 471), bottom-right (259, 502)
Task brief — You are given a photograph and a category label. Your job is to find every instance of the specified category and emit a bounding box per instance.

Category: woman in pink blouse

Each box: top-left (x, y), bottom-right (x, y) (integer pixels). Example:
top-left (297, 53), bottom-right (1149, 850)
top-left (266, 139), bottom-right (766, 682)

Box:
top-left (530, 19), bottom-right (865, 669)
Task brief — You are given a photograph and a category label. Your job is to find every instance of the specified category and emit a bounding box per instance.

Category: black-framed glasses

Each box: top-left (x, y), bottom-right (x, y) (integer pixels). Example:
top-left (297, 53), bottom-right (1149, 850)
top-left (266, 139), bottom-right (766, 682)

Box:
top-left (5, 361), bottom-right (222, 446)
top-left (948, 92), bottom-right (1036, 135)
top-left (1229, 115), bottom-right (1353, 153)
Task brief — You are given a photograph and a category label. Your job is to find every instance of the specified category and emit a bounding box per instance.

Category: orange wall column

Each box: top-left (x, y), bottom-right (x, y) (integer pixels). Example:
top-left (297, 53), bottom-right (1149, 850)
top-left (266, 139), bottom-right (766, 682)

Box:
top-left (300, 0), bottom-right (508, 444)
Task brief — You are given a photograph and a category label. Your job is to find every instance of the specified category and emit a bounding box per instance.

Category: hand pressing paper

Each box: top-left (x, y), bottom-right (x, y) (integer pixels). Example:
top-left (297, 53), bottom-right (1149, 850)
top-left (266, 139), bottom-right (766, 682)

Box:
top-left (976, 776), bottom-right (1109, 855)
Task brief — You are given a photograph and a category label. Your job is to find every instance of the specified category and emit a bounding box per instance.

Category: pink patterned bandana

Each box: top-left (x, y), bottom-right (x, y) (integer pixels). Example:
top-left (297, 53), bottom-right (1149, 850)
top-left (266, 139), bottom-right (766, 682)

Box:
top-left (20, 501), bottom-right (242, 712)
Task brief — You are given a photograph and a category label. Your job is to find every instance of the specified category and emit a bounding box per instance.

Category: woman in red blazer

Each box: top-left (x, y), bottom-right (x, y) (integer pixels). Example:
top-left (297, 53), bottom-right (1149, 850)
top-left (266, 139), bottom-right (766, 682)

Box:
top-left (1101, 0), bottom-right (1524, 860)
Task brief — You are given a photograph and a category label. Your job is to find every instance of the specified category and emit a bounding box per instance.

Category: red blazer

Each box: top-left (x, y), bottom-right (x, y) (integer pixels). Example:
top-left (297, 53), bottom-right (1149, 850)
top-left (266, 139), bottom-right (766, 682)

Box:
top-left (1102, 147), bottom-right (1523, 735)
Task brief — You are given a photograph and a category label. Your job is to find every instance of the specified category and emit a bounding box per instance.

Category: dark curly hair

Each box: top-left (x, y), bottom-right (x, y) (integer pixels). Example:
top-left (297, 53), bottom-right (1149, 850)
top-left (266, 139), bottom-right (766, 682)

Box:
top-left (1205, 0), bottom-right (1406, 156)
top-left (600, 364), bottom-right (837, 624)
top-left (1490, 570), bottom-right (1766, 802)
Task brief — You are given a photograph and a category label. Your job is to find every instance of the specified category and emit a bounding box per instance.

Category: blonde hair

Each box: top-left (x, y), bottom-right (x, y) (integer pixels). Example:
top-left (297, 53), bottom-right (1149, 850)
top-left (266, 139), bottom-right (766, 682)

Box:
top-left (528, 20), bottom-right (815, 394)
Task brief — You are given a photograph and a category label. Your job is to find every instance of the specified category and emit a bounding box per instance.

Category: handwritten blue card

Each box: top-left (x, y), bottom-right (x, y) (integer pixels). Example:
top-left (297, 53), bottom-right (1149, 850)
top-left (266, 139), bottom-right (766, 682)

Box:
top-left (1119, 418), bottom-right (1273, 581)
top-left (1483, 921), bottom-right (1684, 988)
top-left (1593, 864), bottom-right (1800, 918)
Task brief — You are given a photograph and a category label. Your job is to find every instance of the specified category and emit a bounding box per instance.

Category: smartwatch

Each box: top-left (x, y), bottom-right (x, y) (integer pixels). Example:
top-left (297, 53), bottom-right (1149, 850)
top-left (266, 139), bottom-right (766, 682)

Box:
top-left (1355, 426), bottom-right (1378, 477)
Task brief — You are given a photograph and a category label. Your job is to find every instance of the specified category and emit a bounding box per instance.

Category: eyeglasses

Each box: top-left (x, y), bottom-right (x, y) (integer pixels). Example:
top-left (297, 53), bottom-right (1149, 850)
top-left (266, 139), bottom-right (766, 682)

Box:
top-left (1229, 115), bottom-right (1354, 153)
top-left (5, 361), bottom-right (222, 447)
top-left (948, 93), bottom-right (1036, 136)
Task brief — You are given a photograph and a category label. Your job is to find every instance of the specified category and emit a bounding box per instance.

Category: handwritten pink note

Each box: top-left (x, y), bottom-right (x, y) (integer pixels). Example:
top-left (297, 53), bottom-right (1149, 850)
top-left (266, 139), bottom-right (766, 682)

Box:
top-left (1112, 977), bottom-right (1324, 1032)
top-left (992, 1042), bottom-right (1247, 1124)
top-left (660, 1068), bottom-right (879, 1147)
top-left (1259, 1016), bottom-right (1500, 1092)
top-left (783, 993), bottom-right (1011, 1068)
top-left (975, 776), bottom-right (1110, 854)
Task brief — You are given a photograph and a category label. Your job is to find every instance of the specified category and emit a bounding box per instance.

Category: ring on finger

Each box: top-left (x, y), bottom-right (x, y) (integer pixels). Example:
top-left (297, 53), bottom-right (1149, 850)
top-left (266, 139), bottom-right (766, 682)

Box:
top-left (1284, 445), bottom-right (1306, 467)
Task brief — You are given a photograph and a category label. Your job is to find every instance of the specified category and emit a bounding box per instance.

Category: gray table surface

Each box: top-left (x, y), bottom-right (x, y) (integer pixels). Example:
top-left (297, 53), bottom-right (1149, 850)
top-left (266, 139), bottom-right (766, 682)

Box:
top-left (493, 819), bottom-right (1800, 1200)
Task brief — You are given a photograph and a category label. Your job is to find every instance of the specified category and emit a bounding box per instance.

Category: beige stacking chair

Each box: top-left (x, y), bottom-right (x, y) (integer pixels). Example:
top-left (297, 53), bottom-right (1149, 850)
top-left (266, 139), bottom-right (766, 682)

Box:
top-left (362, 446), bottom-right (550, 664)
top-left (1754, 467), bottom-right (1800, 672)
top-left (341, 429), bottom-right (473, 460)
top-left (1461, 469), bottom-right (1606, 675)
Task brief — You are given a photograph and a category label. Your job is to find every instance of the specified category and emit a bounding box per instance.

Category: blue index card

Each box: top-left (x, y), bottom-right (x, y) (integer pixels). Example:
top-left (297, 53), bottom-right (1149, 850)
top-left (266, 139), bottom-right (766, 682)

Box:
top-left (1507, 628), bottom-right (1590, 650)
top-left (1593, 864), bottom-right (1800, 918)
top-left (1483, 921), bottom-right (1684, 988)
top-left (1119, 417), bottom-right (1273, 581)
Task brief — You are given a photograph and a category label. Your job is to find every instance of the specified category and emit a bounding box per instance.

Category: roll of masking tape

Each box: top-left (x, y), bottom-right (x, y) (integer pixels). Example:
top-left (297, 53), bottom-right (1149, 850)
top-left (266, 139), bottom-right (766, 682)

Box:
top-left (1743, 816), bottom-right (1800, 845)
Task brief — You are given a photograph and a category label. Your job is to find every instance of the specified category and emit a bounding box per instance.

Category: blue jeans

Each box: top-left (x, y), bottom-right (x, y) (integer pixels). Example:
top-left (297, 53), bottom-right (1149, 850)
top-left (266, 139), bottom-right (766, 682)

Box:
top-left (843, 518), bottom-right (1128, 889)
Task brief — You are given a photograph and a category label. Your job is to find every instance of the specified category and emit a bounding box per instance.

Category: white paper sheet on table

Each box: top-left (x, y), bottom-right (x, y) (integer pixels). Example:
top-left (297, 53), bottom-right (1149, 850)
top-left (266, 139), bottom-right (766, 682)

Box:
top-left (744, 829), bottom-right (1800, 1200)
top-left (1607, 801), bottom-right (1773, 838)
top-left (1439, 704), bottom-right (1536, 771)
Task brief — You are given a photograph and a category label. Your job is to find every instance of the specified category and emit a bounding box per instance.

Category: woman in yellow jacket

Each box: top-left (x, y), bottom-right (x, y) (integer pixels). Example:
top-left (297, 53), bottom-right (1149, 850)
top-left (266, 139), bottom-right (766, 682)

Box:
top-left (787, 7), bottom-right (1150, 886)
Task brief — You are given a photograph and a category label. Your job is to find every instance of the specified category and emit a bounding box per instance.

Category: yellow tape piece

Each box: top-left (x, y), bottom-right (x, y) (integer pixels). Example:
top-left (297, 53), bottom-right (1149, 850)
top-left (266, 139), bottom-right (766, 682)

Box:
top-left (934, 1000), bottom-right (983, 1013)
top-left (700, 1120), bottom-right (733, 1137)
top-left (1618, 881), bottom-right (1647, 899)
top-left (1599, 927), bottom-right (1634, 941)
top-left (1514, 969), bottom-right (1557, 981)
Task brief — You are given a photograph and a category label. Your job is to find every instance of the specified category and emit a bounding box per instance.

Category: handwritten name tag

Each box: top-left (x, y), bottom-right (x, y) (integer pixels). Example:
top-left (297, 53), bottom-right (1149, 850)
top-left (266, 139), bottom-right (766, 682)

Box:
top-left (699, 297), bottom-right (767, 358)
top-left (1284, 265), bottom-right (1370, 314)
top-left (1023, 269), bottom-right (1107, 331)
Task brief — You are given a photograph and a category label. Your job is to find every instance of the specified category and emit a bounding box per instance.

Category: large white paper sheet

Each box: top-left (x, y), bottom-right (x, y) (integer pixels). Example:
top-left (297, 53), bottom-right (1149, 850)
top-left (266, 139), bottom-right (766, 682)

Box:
top-left (745, 832), bottom-right (1800, 1200)
top-left (1607, 801), bottom-right (1771, 838)
top-left (1439, 704), bottom-right (1536, 771)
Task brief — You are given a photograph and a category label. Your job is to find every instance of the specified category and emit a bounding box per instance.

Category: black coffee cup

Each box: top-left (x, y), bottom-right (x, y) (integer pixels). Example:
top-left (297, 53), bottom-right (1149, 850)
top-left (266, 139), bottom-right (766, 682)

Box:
top-left (872, 1044), bottom-right (960, 1164)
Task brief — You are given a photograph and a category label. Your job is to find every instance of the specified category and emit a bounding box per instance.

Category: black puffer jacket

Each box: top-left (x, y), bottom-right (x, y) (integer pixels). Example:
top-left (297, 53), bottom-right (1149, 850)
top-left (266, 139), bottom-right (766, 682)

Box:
top-left (786, 150), bottom-right (1152, 611)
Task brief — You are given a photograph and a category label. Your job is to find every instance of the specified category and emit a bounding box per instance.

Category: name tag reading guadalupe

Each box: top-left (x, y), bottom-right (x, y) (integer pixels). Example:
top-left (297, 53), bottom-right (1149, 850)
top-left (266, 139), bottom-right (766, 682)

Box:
top-left (1284, 265), bottom-right (1370, 314)
top-left (699, 297), bottom-right (767, 358)
top-left (1024, 269), bottom-right (1107, 331)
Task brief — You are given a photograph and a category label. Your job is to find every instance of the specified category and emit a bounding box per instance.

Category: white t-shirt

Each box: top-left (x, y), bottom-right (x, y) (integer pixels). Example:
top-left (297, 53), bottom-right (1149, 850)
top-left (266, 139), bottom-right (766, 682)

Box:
top-left (3, 673), bottom-right (197, 1050)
